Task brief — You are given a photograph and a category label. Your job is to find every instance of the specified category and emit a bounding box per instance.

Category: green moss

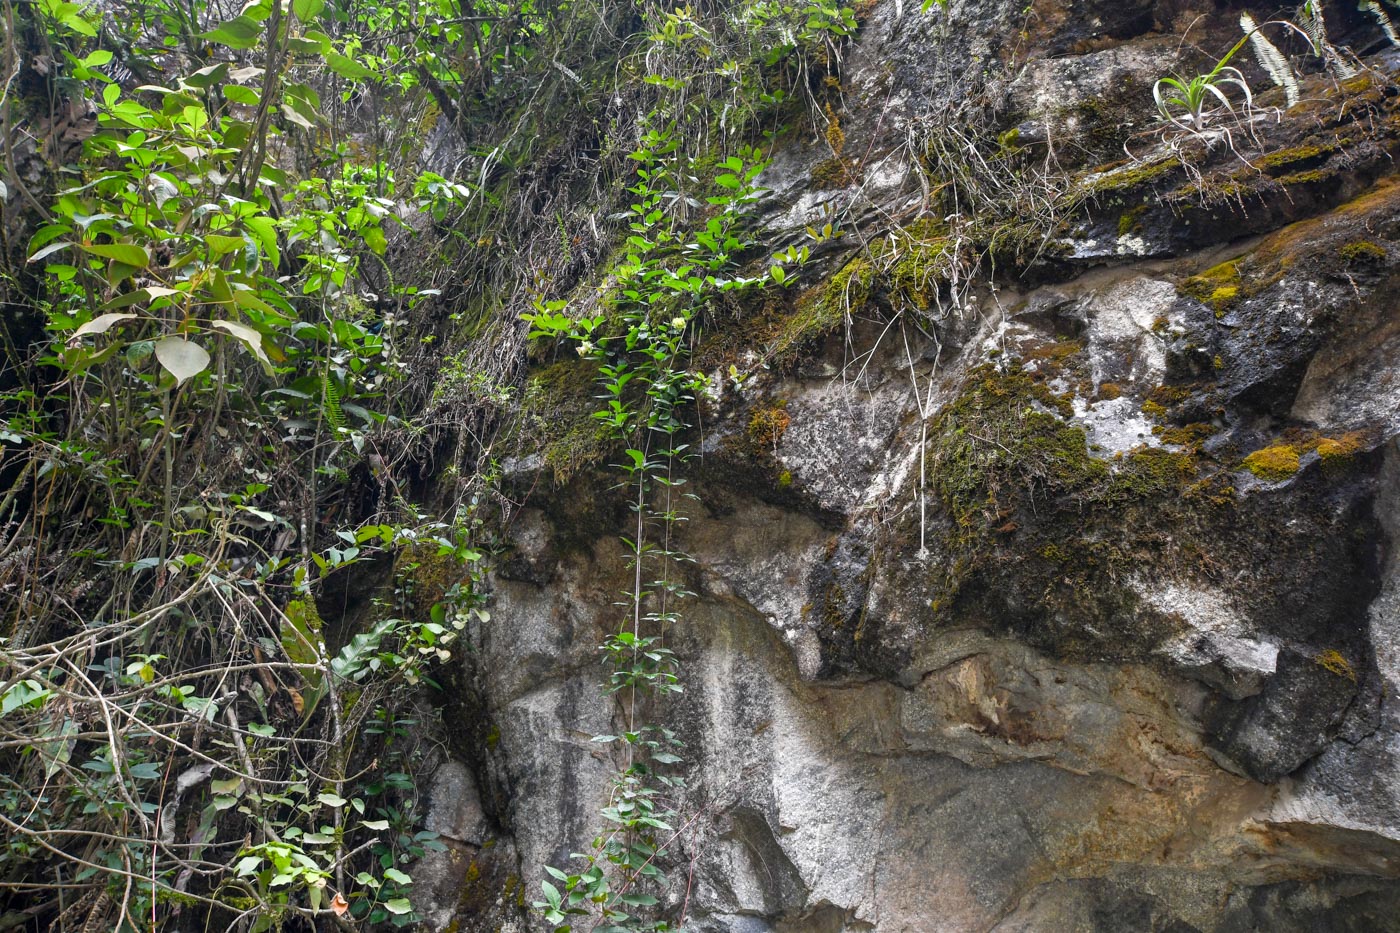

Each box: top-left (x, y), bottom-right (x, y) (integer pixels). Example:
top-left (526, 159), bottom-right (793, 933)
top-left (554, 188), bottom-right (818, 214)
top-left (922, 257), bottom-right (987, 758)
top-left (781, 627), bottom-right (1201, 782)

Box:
top-left (747, 402), bottom-right (791, 449)
top-left (774, 255), bottom-right (873, 358)
top-left (1339, 240), bottom-right (1387, 264)
top-left (811, 156), bottom-right (856, 188)
top-left (1024, 339), bottom-right (1083, 363)
top-left (1255, 142), bottom-right (1336, 172)
top-left (866, 223), bottom-right (952, 311)
top-left (1157, 422), bottom-right (1218, 449)
top-left (777, 469), bottom-right (793, 487)
top-left (1117, 203), bottom-right (1147, 237)
top-left (1096, 382), bottom-right (1122, 401)
top-left (1110, 447), bottom-right (1196, 498)
top-left (1141, 399), bottom-right (1167, 419)
top-left (918, 364), bottom-right (1223, 659)
top-left (518, 359), bottom-right (611, 483)
top-left (1277, 168), bottom-right (1334, 186)
top-left (485, 724), bottom-right (501, 748)
top-left (1079, 156), bottom-right (1177, 197)
top-left (1316, 433), bottom-right (1365, 472)
top-left (1179, 260), bottom-right (1243, 315)
top-left (1241, 444), bottom-right (1301, 482)
top-left (928, 365), bottom-right (1109, 531)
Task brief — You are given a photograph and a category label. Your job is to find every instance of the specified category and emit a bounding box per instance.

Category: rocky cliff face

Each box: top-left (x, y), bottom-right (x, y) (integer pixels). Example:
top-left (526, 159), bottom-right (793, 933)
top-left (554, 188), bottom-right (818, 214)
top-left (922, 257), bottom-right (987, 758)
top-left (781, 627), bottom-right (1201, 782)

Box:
top-left (413, 2), bottom-right (1400, 929)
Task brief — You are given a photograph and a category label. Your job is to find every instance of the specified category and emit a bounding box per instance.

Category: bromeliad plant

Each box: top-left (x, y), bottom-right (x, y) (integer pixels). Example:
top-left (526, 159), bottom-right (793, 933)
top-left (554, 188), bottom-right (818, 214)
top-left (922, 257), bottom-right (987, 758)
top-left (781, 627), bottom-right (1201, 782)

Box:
top-left (524, 122), bottom-right (771, 932)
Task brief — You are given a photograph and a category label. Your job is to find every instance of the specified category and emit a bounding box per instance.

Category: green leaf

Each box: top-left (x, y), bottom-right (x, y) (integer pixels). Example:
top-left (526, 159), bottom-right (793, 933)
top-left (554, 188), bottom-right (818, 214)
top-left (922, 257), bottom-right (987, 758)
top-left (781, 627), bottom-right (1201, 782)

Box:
top-left (223, 85), bottom-right (261, 106)
top-left (153, 336), bottom-right (210, 384)
top-left (292, 0), bottom-right (325, 21)
top-left (201, 15), bottom-right (262, 50)
top-left (383, 898), bottom-right (412, 915)
top-left (280, 103), bottom-right (316, 129)
top-left (182, 62), bottom-right (230, 90)
top-left (71, 313), bottom-right (138, 338)
top-left (326, 51), bottom-right (374, 81)
top-left (362, 224), bottom-right (387, 255)
top-left (361, 819), bottom-right (390, 830)
top-left (27, 241), bottom-right (72, 264)
top-left (210, 320), bottom-right (272, 369)
top-left (317, 792), bottom-right (347, 808)
top-left (81, 242), bottom-right (149, 268)
top-left (383, 867), bottom-right (411, 885)
top-left (103, 286), bottom-right (180, 310)
top-left (243, 216), bottom-right (280, 266)
top-left (205, 234), bottom-right (246, 258)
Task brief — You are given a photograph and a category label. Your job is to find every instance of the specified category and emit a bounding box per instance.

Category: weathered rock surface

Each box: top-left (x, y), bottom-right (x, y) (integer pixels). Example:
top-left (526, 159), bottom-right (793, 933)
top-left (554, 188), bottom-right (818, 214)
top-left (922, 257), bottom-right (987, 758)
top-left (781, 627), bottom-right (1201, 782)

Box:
top-left (415, 1), bottom-right (1400, 929)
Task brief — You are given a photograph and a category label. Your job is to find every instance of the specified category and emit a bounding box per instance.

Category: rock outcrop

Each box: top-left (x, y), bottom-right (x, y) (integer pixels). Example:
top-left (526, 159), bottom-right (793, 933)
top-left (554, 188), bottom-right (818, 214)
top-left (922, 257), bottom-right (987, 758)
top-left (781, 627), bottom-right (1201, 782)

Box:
top-left (414, 1), bottom-right (1400, 929)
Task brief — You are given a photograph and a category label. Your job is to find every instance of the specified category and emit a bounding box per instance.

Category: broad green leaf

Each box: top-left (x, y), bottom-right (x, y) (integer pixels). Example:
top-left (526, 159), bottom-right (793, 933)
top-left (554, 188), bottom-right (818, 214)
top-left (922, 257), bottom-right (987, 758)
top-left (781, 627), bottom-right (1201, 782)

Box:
top-left (103, 286), bottom-right (180, 310)
top-left (200, 15), bottom-right (262, 50)
top-left (362, 224), bottom-right (386, 255)
top-left (81, 242), bottom-right (149, 268)
top-left (205, 234), bottom-right (246, 258)
top-left (154, 336), bottom-right (210, 384)
top-left (317, 792), bottom-right (347, 807)
top-left (27, 241), bottom-right (72, 263)
top-left (292, 0), bottom-right (325, 20)
top-left (326, 51), bottom-right (374, 81)
top-left (182, 63), bottom-right (230, 90)
top-left (383, 898), bottom-right (412, 915)
top-left (223, 85), bottom-right (261, 106)
top-left (244, 215), bottom-right (279, 266)
top-left (280, 103), bottom-right (315, 130)
top-left (212, 320), bottom-right (272, 369)
top-left (71, 313), bottom-right (138, 338)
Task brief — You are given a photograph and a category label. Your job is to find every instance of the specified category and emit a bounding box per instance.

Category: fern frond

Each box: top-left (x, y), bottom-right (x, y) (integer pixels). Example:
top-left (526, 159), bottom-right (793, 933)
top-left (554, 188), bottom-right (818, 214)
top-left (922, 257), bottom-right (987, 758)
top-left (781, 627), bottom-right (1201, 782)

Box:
top-left (1242, 13), bottom-right (1300, 107)
top-left (1362, 0), bottom-right (1400, 47)
top-left (322, 372), bottom-right (345, 432)
top-left (1299, 1), bottom-right (1359, 76)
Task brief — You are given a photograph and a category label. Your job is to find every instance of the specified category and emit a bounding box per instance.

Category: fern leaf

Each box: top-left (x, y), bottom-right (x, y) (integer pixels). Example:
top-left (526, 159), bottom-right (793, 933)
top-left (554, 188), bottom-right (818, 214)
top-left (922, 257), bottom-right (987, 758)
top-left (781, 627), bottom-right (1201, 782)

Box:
top-left (1242, 13), bottom-right (1299, 108)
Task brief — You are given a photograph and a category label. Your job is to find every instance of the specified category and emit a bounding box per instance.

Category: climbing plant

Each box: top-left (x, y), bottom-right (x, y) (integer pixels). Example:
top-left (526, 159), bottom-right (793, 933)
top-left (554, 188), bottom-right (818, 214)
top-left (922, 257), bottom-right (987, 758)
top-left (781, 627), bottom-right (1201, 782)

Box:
top-left (524, 122), bottom-right (775, 931)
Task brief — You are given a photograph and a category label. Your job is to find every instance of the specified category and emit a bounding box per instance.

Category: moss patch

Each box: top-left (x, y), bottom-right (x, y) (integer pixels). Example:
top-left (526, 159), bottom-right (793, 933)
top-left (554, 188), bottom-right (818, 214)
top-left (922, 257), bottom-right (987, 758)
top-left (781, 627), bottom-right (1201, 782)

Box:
top-left (516, 359), bottom-right (611, 483)
top-left (1339, 240), bottom-right (1387, 265)
top-left (916, 364), bottom-right (1221, 660)
top-left (1179, 259), bottom-right (1243, 316)
top-left (811, 156), bottom-right (857, 188)
top-left (1242, 444), bottom-right (1301, 482)
top-left (747, 401), bottom-right (791, 450)
top-left (1316, 433), bottom-right (1366, 472)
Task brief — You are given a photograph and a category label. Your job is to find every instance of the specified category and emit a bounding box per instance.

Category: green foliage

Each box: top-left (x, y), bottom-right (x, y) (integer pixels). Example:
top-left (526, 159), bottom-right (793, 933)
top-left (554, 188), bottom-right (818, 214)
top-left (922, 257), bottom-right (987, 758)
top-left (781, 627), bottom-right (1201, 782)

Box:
top-left (524, 120), bottom-right (781, 932)
top-left (0, 0), bottom-right (503, 924)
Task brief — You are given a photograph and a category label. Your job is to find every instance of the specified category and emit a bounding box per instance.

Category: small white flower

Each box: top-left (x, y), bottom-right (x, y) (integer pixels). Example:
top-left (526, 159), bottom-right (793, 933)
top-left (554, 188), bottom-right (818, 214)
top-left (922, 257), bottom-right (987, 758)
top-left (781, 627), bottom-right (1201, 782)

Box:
top-left (671, 317), bottom-right (687, 331)
top-left (576, 340), bottom-right (595, 356)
